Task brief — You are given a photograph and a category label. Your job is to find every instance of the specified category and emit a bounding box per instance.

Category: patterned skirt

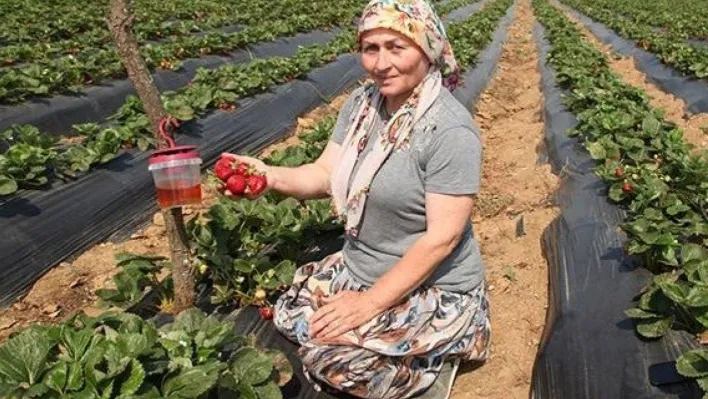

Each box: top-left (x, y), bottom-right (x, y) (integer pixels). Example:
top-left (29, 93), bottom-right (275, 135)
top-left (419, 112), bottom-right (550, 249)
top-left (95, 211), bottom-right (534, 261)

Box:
top-left (273, 252), bottom-right (492, 399)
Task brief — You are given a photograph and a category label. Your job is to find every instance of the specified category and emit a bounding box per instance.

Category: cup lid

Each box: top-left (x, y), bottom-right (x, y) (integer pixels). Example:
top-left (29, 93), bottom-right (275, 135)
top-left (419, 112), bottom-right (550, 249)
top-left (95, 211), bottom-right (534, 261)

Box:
top-left (149, 145), bottom-right (200, 165)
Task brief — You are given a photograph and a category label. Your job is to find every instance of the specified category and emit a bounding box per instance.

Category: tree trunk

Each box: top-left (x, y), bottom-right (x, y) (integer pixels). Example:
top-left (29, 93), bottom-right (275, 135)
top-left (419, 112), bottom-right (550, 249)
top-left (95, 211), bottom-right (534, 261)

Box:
top-left (108, 0), bottom-right (195, 312)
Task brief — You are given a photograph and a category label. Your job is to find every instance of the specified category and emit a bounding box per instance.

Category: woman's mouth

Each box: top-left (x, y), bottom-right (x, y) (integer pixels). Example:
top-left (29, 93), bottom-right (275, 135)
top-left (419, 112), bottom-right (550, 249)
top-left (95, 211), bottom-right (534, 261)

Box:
top-left (377, 76), bottom-right (397, 85)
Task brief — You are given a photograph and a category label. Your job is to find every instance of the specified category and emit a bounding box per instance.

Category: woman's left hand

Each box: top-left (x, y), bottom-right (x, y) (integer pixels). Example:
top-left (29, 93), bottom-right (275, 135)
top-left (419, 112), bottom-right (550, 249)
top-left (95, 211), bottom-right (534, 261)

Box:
top-left (309, 291), bottom-right (384, 339)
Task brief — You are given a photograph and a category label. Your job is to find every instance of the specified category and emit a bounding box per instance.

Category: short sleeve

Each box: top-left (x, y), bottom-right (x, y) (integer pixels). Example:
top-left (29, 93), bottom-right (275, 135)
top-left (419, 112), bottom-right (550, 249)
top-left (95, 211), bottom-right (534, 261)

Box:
top-left (423, 126), bottom-right (482, 195)
top-left (331, 87), bottom-right (365, 145)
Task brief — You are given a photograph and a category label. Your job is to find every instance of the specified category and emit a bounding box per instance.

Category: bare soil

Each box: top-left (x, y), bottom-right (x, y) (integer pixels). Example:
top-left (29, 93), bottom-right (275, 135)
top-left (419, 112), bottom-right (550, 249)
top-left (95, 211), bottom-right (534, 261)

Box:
top-left (557, 3), bottom-right (708, 150)
top-left (452, 0), bottom-right (558, 397)
top-left (0, 91), bottom-right (353, 342)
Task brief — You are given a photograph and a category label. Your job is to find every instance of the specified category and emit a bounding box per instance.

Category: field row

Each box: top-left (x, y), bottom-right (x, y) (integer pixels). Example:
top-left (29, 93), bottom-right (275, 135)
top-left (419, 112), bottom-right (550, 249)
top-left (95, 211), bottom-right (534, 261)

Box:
top-left (559, 0), bottom-right (708, 81)
top-left (535, 0), bottom-right (708, 394)
top-left (0, 0), bottom-right (367, 104)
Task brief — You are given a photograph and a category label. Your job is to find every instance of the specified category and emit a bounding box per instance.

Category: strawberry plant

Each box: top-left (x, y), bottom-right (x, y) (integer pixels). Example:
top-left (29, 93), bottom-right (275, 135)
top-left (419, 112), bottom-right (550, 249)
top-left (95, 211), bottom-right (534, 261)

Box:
top-left (96, 253), bottom-right (169, 309)
top-left (187, 119), bottom-right (342, 307)
top-left (560, 0), bottom-right (708, 41)
top-left (0, 0), bottom-right (370, 104)
top-left (560, 0), bottom-right (708, 79)
top-left (535, 0), bottom-right (708, 392)
top-left (0, 308), bottom-right (292, 398)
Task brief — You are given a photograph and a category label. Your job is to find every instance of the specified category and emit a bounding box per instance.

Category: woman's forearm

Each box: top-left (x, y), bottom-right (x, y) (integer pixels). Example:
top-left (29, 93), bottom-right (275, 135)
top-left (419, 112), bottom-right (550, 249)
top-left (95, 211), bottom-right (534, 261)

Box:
top-left (268, 163), bottom-right (331, 200)
top-left (365, 233), bottom-right (460, 311)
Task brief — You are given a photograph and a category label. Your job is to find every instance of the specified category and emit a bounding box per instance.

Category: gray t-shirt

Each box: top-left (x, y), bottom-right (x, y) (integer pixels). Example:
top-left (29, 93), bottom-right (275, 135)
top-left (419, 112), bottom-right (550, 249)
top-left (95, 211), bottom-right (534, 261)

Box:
top-left (330, 86), bottom-right (485, 293)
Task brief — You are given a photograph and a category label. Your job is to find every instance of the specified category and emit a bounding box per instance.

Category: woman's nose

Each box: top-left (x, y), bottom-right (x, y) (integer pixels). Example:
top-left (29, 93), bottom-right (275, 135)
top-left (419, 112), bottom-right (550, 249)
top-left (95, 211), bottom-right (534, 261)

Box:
top-left (374, 51), bottom-right (392, 72)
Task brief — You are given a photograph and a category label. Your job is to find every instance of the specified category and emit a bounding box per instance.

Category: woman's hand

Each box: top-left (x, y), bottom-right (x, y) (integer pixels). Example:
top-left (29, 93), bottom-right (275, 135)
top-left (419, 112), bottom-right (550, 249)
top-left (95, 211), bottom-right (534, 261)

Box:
top-left (220, 153), bottom-right (274, 200)
top-left (308, 291), bottom-right (385, 340)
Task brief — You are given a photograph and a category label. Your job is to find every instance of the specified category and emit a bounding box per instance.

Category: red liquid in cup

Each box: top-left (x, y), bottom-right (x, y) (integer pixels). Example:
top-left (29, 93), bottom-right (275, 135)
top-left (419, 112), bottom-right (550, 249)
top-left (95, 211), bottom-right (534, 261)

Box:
top-left (156, 183), bottom-right (202, 208)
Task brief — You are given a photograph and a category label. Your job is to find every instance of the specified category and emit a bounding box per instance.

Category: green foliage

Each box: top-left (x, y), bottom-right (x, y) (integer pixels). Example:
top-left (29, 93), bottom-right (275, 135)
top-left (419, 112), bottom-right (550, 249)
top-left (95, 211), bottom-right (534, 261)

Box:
top-left (560, 0), bottom-right (708, 79)
top-left (534, 0), bottom-right (708, 392)
top-left (0, 309), bottom-right (291, 399)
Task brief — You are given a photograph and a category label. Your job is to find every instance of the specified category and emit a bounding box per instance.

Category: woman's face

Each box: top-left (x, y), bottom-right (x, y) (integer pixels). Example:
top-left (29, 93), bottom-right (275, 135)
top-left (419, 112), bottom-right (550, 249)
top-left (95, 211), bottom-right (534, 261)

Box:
top-left (360, 28), bottom-right (431, 100)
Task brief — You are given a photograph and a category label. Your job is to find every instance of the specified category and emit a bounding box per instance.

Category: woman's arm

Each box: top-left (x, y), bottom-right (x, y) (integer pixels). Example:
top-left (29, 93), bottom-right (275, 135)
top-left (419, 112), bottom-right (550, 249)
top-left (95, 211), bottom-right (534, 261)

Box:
top-left (222, 140), bottom-right (342, 200)
top-left (365, 192), bottom-right (475, 309)
top-left (309, 191), bottom-right (474, 339)
top-left (267, 141), bottom-right (343, 200)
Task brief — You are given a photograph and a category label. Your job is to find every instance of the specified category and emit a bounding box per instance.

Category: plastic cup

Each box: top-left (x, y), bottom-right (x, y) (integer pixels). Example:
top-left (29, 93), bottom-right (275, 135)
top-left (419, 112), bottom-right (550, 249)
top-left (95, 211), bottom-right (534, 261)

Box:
top-left (148, 145), bottom-right (203, 209)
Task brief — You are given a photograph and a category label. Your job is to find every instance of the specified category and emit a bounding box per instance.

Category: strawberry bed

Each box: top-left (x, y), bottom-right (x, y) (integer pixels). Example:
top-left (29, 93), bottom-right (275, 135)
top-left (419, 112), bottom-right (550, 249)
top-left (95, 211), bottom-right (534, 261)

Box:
top-left (532, 0), bottom-right (708, 396)
top-left (0, 0), bottom-right (369, 105)
top-left (558, 0), bottom-right (708, 81)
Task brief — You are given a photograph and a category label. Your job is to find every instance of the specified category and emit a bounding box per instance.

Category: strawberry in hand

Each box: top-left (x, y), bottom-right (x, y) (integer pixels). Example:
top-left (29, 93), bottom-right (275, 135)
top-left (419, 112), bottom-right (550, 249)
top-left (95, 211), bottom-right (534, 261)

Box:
top-left (214, 157), bottom-right (235, 181)
top-left (246, 174), bottom-right (268, 196)
top-left (225, 175), bottom-right (247, 196)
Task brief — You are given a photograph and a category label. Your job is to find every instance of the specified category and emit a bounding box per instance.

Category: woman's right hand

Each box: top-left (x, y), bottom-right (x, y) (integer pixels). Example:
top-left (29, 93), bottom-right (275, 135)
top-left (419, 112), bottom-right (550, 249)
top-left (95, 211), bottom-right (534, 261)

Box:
top-left (219, 153), bottom-right (276, 200)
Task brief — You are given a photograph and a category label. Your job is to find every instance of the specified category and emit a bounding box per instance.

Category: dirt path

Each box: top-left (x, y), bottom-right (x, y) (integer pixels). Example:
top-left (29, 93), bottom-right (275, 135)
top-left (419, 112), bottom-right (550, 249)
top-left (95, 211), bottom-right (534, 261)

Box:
top-left (452, 0), bottom-right (558, 397)
top-left (555, 3), bottom-right (708, 150)
top-left (0, 92), bottom-right (352, 342)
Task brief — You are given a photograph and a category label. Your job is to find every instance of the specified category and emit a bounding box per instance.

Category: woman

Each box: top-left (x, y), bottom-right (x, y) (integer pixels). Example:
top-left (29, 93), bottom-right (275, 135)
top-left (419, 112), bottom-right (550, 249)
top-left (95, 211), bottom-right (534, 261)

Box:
top-left (224, 0), bottom-right (490, 397)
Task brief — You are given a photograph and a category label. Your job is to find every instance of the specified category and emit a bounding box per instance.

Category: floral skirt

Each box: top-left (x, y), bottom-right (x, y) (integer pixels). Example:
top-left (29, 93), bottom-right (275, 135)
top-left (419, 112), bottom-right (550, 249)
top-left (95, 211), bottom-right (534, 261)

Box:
top-left (273, 252), bottom-right (491, 399)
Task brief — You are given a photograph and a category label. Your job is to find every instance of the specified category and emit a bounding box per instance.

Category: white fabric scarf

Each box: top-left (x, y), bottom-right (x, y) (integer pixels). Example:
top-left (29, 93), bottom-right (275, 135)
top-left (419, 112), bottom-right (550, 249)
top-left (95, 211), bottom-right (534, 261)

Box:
top-left (330, 69), bottom-right (442, 238)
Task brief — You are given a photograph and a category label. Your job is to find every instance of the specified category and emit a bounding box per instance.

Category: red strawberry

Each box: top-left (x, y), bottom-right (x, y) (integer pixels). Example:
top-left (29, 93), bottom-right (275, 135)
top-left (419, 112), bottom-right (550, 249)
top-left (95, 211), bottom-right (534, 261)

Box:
top-left (258, 306), bottom-right (274, 320)
top-left (614, 167), bottom-right (624, 178)
top-left (234, 162), bottom-right (250, 176)
top-left (226, 175), bottom-right (247, 195)
top-left (214, 158), bottom-right (235, 182)
top-left (622, 181), bottom-right (633, 193)
top-left (246, 174), bottom-right (267, 195)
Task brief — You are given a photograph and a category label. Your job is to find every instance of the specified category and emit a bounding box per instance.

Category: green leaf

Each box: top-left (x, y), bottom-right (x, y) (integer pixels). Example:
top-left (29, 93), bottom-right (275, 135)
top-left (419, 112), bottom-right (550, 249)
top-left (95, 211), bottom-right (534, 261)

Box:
top-left (118, 359), bottom-right (145, 397)
top-left (162, 363), bottom-right (223, 398)
top-left (642, 115), bottom-right (662, 135)
top-left (116, 333), bottom-right (151, 358)
top-left (586, 141), bottom-right (606, 160)
top-left (684, 244), bottom-right (707, 264)
top-left (685, 287), bottom-right (708, 308)
top-left (254, 381), bottom-right (283, 399)
top-left (66, 362), bottom-right (84, 392)
top-left (0, 175), bottom-right (18, 195)
top-left (0, 327), bottom-right (53, 389)
top-left (236, 382), bottom-right (259, 399)
top-left (624, 308), bottom-right (660, 319)
top-left (636, 316), bottom-right (673, 338)
top-left (59, 326), bottom-right (93, 363)
top-left (659, 281), bottom-right (688, 305)
top-left (608, 183), bottom-right (625, 202)
top-left (643, 208), bottom-right (663, 221)
top-left (230, 347), bottom-right (274, 386)
top-left (168, 308), bottom-right (207, 334)
top-left (677, 349), bottom-right (708, 378)
top-left (274, 260), bottom-right (296, 286)
top-left (691, 307), bottom-right (708, 328)
top-left (697, 376), bottom-right (708, 392)
top-left (44, 361), bottom-right (69, 393)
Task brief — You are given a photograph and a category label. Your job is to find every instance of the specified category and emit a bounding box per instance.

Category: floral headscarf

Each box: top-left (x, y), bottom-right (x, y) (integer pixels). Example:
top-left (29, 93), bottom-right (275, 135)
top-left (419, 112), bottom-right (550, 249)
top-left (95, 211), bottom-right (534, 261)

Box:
top-left (357, 0), bottom-right (461, 89)
top-left (330, 0), bottom-right (460, 238)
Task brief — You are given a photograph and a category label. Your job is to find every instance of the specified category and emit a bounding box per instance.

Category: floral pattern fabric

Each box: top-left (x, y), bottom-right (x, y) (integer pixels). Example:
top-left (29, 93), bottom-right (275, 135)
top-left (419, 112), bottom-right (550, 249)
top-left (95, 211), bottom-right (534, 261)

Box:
top-left (274, 253), bottom-right (491, 398)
